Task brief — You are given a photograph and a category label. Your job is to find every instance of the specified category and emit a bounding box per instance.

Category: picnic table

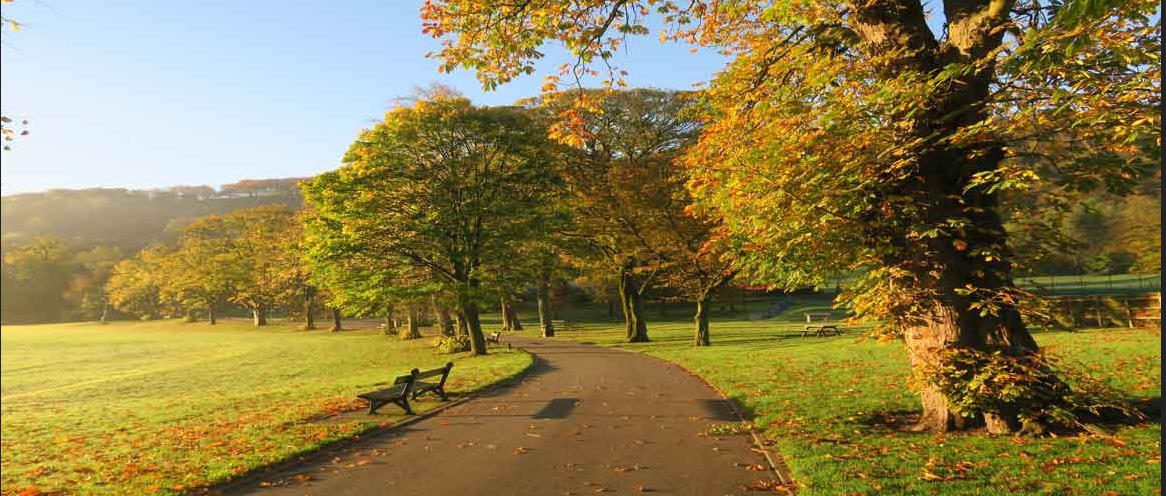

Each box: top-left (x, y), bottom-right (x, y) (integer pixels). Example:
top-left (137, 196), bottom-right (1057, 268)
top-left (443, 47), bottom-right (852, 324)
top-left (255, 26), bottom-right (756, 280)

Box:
top-left (802, 312), bottom-right (841, 337)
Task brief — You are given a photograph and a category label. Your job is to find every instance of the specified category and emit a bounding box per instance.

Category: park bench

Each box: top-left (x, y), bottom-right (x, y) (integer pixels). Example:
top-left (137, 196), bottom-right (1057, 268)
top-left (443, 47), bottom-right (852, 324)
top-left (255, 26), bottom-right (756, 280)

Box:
top-left (550, 319), bottom-right (579, 332)
top-left (802, 312), bottom-right (842, 337)
top-left (487, 331), bottom-right (502, 344)
top-left (356, 362), bottom-right (453, 414)
top-left (357, 372), bottom-right (417, 415)
top-left (411, 362), bottom-right (453, 402)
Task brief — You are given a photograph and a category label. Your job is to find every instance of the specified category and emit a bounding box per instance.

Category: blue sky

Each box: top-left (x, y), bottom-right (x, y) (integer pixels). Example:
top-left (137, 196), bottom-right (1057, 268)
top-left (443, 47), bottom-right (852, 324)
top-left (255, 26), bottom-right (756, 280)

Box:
top-left (0, 1), bottom-right (728, 194)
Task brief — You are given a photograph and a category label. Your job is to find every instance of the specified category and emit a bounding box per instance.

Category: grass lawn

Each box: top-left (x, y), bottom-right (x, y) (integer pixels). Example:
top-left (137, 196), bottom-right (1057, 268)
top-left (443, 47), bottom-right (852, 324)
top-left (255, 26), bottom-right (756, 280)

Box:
top-left (0, 319), bottom-right (531, 496)
top-left (533, 304), bottom-right (1161, 496)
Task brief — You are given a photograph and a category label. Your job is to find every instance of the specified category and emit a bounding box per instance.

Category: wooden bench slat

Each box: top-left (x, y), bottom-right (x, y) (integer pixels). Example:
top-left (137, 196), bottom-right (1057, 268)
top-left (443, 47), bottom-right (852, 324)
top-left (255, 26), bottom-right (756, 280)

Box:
top-left (356, 363), bottom-right (454, 415)
top-left (356, 373), bottom-right (416, 415)
top-left (411, 362), bottom-right (453, 402)
top-left (357, 385), bottom-right (408, 400)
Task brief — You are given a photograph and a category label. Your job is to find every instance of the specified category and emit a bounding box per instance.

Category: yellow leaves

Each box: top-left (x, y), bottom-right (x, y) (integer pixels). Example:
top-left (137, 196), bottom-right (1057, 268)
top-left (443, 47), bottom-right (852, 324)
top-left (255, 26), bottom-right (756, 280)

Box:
top-left (540, 74), bottom-right (560, 93)
top-left (9, 20), bottom-right (20, 32)
top-left (952, 239), bottom-right (968, 252)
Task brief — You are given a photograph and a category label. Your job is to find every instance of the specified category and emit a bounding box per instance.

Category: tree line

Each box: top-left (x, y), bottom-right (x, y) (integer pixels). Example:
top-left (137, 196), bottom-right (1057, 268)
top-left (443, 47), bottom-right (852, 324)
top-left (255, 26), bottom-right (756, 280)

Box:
top-left (91, 88), bottom-right (736, 353)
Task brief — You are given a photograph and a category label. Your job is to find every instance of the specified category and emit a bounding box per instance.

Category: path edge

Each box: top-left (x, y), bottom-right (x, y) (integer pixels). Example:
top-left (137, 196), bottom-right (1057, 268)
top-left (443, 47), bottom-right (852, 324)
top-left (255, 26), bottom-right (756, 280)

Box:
top-left (603, 344), bottom-right (798, 491)
top-left (198, 346), bottom-right (538, 495)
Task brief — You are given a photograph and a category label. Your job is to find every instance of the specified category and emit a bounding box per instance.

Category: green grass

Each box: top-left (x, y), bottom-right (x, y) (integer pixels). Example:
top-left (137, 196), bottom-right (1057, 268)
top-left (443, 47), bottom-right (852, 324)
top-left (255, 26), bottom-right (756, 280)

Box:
top-left (0, 319), bottom-right (532, 496)
top-left (530, 307), bottom-right (1161, 496)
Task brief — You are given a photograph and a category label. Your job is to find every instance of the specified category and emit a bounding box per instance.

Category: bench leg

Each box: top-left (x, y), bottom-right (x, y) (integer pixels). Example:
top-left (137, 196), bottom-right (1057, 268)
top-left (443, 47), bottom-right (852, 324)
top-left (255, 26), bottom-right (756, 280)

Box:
top-left (368, 400), bottom-right (384, 415)
top-left (395, 398), bottom-right (415, 415)
top-left (436, 386), bottom-right (449, 401)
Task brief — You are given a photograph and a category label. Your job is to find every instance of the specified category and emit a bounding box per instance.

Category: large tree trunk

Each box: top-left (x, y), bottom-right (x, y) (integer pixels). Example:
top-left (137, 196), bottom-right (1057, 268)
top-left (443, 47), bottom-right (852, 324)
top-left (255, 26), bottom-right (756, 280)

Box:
top-left (454, 311), bottom-right (469, 336)
top-left (499, 297), bottom-right (512, 331)
top-left (302, 287), bottom-right (316, 330)
top-left (618, 269), bottom-right (649, 343)
top-left (207, 303), bottom-right (217, 325)
top-left (903, 118), bottom-right (1055, 434)
top-left (693, 297), bottom-right (710, 347)
top-left (383, 303), bottom-right (397, 335)
top-left (433, 296), bottom-right (455, 336)
top-left (401, 306), bottom-right (422, 339)
top-left (537, 272), bottom-right (554, 337)
top-left (251, 306), bottom-right (268, 326)
top-left (329, 307), bottom-right (342, 332)
top-left (506, 300), bottom-right (523, 331)
top-left (848, 0), bottom-right (1063, 434)
top-left (458, 291), bottom-right (488, 355)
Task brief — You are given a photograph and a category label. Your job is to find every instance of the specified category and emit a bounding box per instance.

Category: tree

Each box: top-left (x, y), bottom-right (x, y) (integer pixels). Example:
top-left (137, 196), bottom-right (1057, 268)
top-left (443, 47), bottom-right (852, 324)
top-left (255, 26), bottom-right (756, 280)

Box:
top-left (422, 0), bottom-right (1159, 433)
top-left (106, 245), bottom-right (169, 320)
top-left (221, 205), bottom-right (301, 326)
top-left (277, 210), bottom-right (320, 330)
top-left (0, 237), bottom-right (74, 323)
top-left (302, 91), bottom-right (562, 354)
top-left (431, 293), bottom-right (456, 336)
top-left (160, 215), bottom-right (239, 324)
top-left (533, 89), bottom-right (703, 343)
top-left (1113, 194), bottom-right (1160, 273)
top-left (64, 245), bottom-right (123, 322)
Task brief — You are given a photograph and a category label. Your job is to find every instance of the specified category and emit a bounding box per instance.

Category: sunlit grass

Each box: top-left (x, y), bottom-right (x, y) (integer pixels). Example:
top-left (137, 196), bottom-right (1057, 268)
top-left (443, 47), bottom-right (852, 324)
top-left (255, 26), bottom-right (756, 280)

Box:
top-left (0, 319), bottom-right (532, 496)
top-left (533, 305), bottom-right (1161, 496)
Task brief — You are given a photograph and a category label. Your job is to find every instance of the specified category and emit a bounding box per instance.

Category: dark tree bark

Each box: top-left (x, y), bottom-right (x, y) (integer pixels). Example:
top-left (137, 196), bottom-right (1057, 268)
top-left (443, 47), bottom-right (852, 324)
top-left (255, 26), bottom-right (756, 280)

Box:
top-left (618, 268), bottom-right (649, 343)
top-left (302, 286), bottom-right (317, 330)
top-left (537, 272), bottom-right (554, 337)
top-left (500, 297), bottom-right (513, 331)
top-left (458, 291), bottom-right (488, 355)
top-left (507, 300), bottom-right (523, 331)
top-left (329, 307), bottom-right (342, 332)
top-left (383, 303), bottom-right (397, 335)
top-left (433, 296), bottom-right (455, 336)
top-left (207, 303), bottom-right (217, 325)
top-left (693, 297), bottom-right (710, 347)
top-left (251, 307), bottom-right (268, 326)
top-left (454, 311), bottom-right (469, 336)
top-left (401, 306), bottom-right (422, 339)
top-left (852, 0), bottom-right (1060, 434)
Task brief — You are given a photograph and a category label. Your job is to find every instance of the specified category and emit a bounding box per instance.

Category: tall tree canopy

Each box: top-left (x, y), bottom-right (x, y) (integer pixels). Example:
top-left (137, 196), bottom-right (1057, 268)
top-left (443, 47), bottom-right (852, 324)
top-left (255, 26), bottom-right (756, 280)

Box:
top-left (302, 92), bottom-right (562, 354)
top-left (537, 88), bottom-right (732, 345)
top-left (423, 0), bottom-right (1160, 433)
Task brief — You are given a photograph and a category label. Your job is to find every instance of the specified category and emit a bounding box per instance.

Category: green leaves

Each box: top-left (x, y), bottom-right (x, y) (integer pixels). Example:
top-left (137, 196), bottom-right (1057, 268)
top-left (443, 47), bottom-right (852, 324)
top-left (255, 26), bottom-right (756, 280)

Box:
top-left (302, 93), bottom-right (562, 322)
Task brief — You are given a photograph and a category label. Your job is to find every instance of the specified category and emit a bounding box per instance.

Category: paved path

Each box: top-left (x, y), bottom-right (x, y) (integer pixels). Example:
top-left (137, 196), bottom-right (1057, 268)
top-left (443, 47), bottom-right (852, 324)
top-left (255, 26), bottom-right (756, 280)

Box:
top-left (223, 338), bottom-right (777, 495)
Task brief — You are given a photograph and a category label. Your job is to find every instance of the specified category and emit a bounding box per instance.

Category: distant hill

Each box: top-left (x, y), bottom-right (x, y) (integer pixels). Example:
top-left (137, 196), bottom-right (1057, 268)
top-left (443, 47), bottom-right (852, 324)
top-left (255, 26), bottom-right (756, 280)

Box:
top-left (0, 178), bottom-right (307, 251)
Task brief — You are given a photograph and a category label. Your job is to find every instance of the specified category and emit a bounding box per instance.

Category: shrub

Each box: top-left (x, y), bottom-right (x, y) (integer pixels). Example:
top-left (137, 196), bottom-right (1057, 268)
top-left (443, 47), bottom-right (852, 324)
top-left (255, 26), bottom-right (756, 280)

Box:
top-left (432, 334), bottom-right (470, 354)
